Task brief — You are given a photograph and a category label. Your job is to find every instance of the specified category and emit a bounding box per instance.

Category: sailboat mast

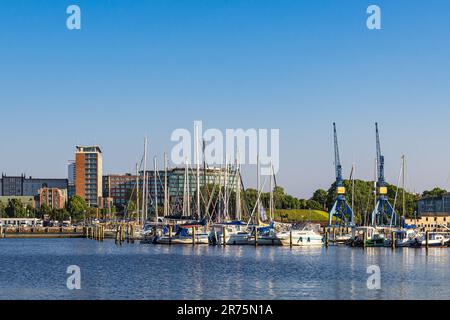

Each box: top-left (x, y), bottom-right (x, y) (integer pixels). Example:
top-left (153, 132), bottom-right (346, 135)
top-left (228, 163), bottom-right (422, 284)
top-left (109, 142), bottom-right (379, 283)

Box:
top-left (351, 163), bottom-right (355, 224)
top-left (183, 159), bottom-right (187, 217)
top-left (154, 156), bottom-right (158, 222)
top-left (185, 159), bottom-right (190, 217)
top-left (164, 152), bottom-right (168, 217)
top-left (196, 123), bottom-right (201, 220)
top-left (256, 154), bottom-right (260, 224)
top-left (402, 155), bottom-right (406, 221)
top-left (136, 162), bottom-right (139, 222)
top-left (236, 156), bottom-right (241, 221)
top-left (270, 161), bottom-right (273, 221)
top-left (224, 157), bottom-right (228, 220)
top-left (141, 137), bottom-right (148, 225)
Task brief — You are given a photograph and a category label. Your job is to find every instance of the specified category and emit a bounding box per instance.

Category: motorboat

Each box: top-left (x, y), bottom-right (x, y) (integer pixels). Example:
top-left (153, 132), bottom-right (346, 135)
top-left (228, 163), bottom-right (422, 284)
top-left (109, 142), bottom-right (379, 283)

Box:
top-left (413, 232), bottom-right (449, 247)
top-left (384, 229), bottom-right (418, 247)
top-left (350, 226), bottom-right (385, 247)
top-left (279, 228), bottom-right (323, 246)
top-left (209, 222), bottom-right (251, 245)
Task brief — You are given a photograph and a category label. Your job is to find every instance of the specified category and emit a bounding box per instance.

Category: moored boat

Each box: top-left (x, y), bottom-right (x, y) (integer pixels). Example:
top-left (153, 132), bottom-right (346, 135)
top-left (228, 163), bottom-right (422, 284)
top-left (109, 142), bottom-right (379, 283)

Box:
top-left (413, 232), bottom-right (449, 247)
top-left (279, 228), bottom-right (323, 246)
top-left (384, 229), bottom-right (419, 247)
top-left (350, 226), bottom-right (385, 247)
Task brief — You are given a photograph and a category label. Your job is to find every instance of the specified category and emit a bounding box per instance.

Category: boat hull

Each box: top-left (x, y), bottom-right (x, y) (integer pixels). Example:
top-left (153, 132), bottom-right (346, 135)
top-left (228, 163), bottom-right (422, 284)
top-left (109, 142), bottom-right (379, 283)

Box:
top-left (155, 235), bottom-right (209, 245)
top-left (256, 236), bottom-right (282, 246)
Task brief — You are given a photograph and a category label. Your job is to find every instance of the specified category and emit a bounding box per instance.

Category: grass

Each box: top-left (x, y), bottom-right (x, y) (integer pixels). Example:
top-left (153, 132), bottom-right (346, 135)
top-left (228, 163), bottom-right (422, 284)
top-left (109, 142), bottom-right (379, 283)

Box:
top-left (274, 209), bottom-right (334, 223)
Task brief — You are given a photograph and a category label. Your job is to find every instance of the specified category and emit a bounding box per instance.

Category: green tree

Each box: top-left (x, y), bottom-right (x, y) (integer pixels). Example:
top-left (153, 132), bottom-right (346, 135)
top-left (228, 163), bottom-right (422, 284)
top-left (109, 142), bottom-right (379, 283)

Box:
top-left (40, 203), bottom-right (52, 217)
top-left (5, 199), bottom-right (26, 218)
top-left (422, 187), bottom-right (447, 198)
top-left (67, 196), bottom-right (88, 221)
top-left (305, 199), bottom-right (323, 210)
top-left (0, 201), bottom-right (6, 218)
top-left (311, 189), bottom-right (328, 210)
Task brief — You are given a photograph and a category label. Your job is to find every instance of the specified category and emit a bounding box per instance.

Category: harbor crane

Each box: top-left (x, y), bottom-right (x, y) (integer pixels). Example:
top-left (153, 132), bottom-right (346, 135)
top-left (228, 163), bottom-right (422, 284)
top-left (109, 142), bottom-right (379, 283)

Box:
top-left (328, 123), bottom-right (354, 227)
top-left (371, 123), bottom-right (397, 226)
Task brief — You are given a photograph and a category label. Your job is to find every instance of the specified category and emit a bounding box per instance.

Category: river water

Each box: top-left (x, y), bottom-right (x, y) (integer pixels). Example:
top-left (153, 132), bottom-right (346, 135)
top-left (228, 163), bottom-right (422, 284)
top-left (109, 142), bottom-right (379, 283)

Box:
top-left (0, 238), bottom-right (448, 300)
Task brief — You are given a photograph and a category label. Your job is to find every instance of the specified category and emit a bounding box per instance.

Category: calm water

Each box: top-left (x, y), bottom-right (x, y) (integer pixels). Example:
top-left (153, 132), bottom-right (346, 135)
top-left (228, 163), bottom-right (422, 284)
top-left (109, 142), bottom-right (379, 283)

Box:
top-left (0, 238), bottom-right (449, 300)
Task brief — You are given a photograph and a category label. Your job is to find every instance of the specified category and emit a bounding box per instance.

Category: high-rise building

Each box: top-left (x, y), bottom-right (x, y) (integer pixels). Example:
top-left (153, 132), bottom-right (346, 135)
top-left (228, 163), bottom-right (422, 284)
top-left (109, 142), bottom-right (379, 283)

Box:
top-left (75, 146), bottom-right (103, 207)
top-left (67, 160), bottom-right (76, 198)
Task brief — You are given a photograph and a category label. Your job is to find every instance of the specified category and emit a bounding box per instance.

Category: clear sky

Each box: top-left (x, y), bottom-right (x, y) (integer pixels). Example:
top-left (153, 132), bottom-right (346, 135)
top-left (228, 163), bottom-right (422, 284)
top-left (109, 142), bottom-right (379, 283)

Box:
top-left (1, 0), bottom-right (450, 198)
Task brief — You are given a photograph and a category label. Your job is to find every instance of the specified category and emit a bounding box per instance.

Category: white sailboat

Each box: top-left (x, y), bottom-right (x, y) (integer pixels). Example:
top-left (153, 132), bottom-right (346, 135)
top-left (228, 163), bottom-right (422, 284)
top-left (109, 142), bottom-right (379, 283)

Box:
top-left (256, 160), bottom-right (282, 246)
top-left (209, 157), bottom-right (252, 245)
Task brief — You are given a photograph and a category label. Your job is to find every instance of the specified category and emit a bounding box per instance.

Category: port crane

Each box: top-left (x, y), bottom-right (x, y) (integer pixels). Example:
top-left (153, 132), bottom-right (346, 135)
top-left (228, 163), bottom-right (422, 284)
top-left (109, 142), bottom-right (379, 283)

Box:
top-left (328, 123), bottom-right (354, 227)
top-left (371, 123), bottom-right (397, 226)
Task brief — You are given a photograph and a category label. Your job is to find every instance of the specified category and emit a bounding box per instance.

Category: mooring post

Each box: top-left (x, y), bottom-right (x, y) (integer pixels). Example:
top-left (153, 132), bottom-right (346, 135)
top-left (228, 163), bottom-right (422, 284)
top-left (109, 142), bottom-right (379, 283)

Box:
top-left (426, 230), bottom-right (429, 249)
top-left (363, 231), bottom-right (367, 249)
top-left (220, 226), bottom-right (226, 246)
top-left (192, 226), bottom-right (196, 245)
top-left (169, 225), bottom-right (172, 245)
top-left (325, 229), bottom-right (329, 247)
top-left (289, 229), bottom-right (293, 247)
top-left (254, 227), bottom-right (258, 246)
top-left (391, 231), bottom-right (395, 249)
top-left (130, 224), bottom-right (134, 243)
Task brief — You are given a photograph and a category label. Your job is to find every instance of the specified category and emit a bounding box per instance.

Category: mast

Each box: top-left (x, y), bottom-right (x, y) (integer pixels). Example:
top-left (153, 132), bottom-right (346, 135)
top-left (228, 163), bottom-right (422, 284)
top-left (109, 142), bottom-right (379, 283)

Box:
top-left (224, 156), bottom-right (228, 220)
top-left (154, 156), bottom-right (158, 222)
top-left (141, 137), bottom-right (148, 225)
top-left (187, 159), bottom-right (190, 217)
top-left (202, 139), bottom-right (208, 216)
top-left (270, 160), bottom-right (274, 221)
top-left (256, 154), bottom-right (260, 224)
top-left (235, 156), bottom-right (241, 221)
top-left (402, 155), bottom-right (406, 222)
top-left (351, 164), bottom-right (355, 223)
top-left (136, 163), bottom-right (139, 222)
top-left (183, 159), bottom-right (187, 217)
top-left (164, 152), bottom-right (168, 217)
top-left (196, 123), bottom-right (201, 220)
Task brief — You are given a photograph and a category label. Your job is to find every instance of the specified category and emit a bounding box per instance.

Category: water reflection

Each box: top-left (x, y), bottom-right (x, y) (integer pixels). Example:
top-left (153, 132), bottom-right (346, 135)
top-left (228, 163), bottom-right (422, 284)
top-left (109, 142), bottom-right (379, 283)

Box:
top-left (1, 239), bottom-right (450, 299)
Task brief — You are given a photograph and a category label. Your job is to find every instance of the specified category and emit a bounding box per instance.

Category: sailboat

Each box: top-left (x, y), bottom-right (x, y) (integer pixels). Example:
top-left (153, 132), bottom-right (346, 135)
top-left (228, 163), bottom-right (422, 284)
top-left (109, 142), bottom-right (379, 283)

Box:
top-left (255, 160), bottom-right (283, 246)
top-left (154, 123), bottom-right (209, 245)
top-left (209, 157), bottom-right (253, 245)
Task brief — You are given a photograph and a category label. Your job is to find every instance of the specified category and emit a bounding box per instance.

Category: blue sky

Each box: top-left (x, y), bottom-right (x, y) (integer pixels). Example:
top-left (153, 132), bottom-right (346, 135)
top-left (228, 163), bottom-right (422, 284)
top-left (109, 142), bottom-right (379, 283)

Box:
top-left (1, 0), bottom-right (450, 198)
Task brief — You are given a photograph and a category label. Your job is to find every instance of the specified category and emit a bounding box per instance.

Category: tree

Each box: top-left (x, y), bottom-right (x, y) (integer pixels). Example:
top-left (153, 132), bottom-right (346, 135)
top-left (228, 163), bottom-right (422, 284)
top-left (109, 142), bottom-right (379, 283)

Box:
top-left (5, 199), bottom-right (26, 218)
top-left (311, 189), bottom-right (328, 210)
top-left (422, 187), bottom-right (447, 198)
top-left (67, 196), bottom-right (88, 221)
top-left (305, 199), bottom-right (323, 210)
top-left (40, 203), bottom-right (52, 217)
top-left (0, 201), bottom-right (6, 218)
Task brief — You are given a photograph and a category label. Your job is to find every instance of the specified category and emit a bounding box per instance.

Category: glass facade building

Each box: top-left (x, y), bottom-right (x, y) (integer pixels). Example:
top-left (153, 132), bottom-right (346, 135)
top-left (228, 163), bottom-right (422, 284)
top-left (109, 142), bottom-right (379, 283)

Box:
top-left (103, 167), bottom-right (239, 213)
top-left (417, 193), bottom-right (450, 216)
